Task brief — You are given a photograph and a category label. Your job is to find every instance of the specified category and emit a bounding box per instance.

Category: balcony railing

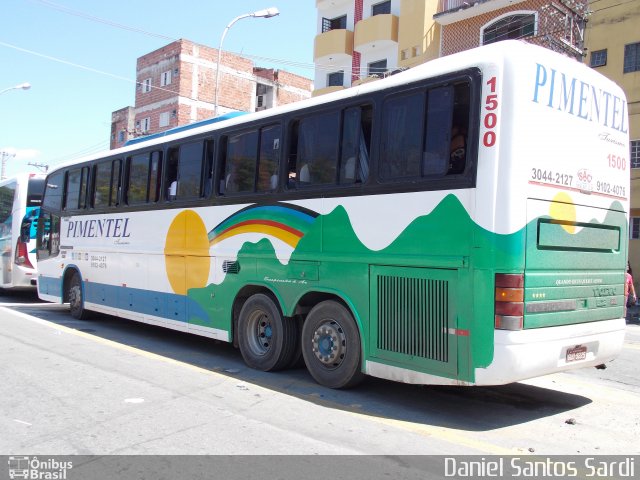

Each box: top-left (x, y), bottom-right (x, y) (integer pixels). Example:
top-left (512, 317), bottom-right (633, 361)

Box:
top-left (437, 0), bottom-right (476, 14)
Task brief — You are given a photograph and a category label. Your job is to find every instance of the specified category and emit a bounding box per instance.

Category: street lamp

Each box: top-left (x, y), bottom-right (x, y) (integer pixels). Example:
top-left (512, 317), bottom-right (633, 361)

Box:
top-left (0, 82), bottom-right (31, 96)
top-left (213, 7), bottom-right (279, 116)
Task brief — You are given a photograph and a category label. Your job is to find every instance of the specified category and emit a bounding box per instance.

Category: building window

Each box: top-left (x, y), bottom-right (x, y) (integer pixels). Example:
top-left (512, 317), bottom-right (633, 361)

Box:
top-left (118, 131), bottom-right (125, 143)
top-left (631, 140), bottom-right (640, 169)
top-left (372, 1), bottom-right (391, 16)
top-left (142, 78), bottom-right (152, 93)
top-left (159, 111), bottom-right (171, 128)
top-left (624, 42), bottom-right (640, 73)
top-left (160, 70), bottom-right (172, 86)
top-left (482, 13), bottom-right (536, 45)
top-left (368, 59), bottom-right (387, 77)
top-left (140, 117), bottom-right (150, 133)
top-left (590, 49), bottom-right (607, 68)
top-left (327, 71), bottom-right (344, 87)
top-left (631, 217), bottom-right (640, 240)
top-left (322, 15), bottom-right (347, 32)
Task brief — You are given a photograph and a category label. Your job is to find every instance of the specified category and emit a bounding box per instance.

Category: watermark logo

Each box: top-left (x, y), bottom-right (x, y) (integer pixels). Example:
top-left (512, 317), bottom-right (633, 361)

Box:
top-left (8, 457), bottom-right (73, 479)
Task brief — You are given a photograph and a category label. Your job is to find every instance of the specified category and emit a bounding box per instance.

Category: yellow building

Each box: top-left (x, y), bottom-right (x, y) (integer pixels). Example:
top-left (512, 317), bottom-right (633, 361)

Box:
top-left (584, 0), bottom-right (640, 280)
top-left (313, 0), bottom-right (441, 96)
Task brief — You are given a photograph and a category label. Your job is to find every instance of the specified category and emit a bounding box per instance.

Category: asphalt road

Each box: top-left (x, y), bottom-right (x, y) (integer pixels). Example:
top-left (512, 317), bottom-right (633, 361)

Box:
top-left (1, 289), bottom-right (639, 459)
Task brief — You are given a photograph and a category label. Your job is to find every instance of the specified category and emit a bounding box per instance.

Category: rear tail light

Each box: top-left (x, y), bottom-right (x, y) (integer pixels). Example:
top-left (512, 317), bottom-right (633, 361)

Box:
top-left (15, 239), bottom-right (34, 269)
top-left (495, 273), bottom-right (524, 330)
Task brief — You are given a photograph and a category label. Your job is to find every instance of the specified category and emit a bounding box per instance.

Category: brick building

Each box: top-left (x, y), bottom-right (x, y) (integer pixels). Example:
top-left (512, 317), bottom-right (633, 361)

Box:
top-left (435, 0), bottom-right (587, 58)
top-left (111, 39), bottom-right (313, 149)
top-left (314, 0), bottom-right (587, 96)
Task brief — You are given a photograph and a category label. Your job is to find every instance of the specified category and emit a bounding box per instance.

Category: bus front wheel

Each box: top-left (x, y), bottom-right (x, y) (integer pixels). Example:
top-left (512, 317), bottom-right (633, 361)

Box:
top-left (301, 300), bottom-right (364, 389)
top-left (68, 272), bottom-right (89, 320)
top-left (238, 293), bottom-right (298, 371)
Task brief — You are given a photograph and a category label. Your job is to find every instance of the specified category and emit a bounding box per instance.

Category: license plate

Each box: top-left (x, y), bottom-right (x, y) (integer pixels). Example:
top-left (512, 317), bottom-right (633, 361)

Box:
top-left (566, 345), bottom-right (587, 362)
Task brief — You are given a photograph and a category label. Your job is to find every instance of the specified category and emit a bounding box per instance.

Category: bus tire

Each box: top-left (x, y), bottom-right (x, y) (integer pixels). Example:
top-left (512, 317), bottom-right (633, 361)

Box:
top-left (238, 293), bottom-right (297, 371)
top-left (301, 300), bottom-right (364, 389)
top-left (68, 272), bottom-right (89, 320)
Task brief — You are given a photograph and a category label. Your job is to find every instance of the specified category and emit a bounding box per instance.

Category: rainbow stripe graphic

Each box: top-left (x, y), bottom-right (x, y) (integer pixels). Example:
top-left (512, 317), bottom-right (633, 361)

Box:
top-left (208, 204), bottom-right (318, 249)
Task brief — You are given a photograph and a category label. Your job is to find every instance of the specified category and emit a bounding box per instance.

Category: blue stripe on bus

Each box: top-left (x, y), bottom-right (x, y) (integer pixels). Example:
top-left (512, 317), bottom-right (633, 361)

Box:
top-left (38, 275), bottom-right (210, 325)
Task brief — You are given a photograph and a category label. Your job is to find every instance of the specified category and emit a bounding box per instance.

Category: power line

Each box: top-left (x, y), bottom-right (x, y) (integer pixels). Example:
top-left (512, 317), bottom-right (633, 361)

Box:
top-left (27, 0), bottom-right (177, 41)
top-left (28, 0), bottom-right (318, 73)
top-left (0, 40), bottom-right (201, 101)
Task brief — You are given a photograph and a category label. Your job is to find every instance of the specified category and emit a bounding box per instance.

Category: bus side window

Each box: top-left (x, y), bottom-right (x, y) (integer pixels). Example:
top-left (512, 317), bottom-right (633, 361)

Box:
top-left (423, 86), bottom-right (454, 176)
top-left (295, 111), bottom-right (340, 186)
top-left (149, 151), bottom-right (163, 202)
top-left (286, 121), bottom-right (299, 188)
top-left (447, 82), bottom-right (471, 175)
top-left (202, 139), bottom-right (215, 198)
top-left (177, 141), bottom-right (204, 200)
top-left (165, 147), bottom-right (179, 201)
top-left (126, 153), bottom-right (151, 205)
top-left (42, 172), bottom-right (64, 212)
top-left (64, 167), bottom-right (89, 210)
top-left (224, 131), bottom-right (258, 194)
top-left (257, 126), bottom-right (281, 193)
top-left (93, 161), bottom-right (111, 208)
top-left (379, 91), bottom-right (425, 180)
top-left (339, 105), bottom-right (372, 185)
top-left (110, 159), bottom-right (123, 207)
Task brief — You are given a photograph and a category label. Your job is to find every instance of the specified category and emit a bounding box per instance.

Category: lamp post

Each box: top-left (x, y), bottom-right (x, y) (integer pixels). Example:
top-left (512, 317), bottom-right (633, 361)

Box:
top-left (213, 7), bottom-right (279, 116)
top-left (0, 82), bottom-right (31, 96)
top-left (0, 84), bottom-right (30, 179)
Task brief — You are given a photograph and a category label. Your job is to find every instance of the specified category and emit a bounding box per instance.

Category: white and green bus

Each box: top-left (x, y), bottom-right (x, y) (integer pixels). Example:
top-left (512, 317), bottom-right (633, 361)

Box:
top-left (0, 173), bottom-right (45, 289)
top-left (37, 41), bottom-right (629, 388)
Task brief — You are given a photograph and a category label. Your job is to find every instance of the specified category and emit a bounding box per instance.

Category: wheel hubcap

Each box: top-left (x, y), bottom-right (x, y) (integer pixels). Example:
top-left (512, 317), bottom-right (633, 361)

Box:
top-left (248, 311), bottom-right (272, 355)
top-left (311, 320), bottom-right (346, 368)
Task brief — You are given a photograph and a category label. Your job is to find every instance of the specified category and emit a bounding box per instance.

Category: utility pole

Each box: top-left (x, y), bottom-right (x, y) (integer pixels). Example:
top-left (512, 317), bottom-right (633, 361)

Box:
top-left (0, 150), bottom-right (16, 180)
top-left (27, 162), bottom-right (49, 173)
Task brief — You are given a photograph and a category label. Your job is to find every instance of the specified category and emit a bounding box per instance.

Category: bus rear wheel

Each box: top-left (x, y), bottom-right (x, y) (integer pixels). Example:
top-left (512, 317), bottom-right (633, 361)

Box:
top-left (301, 300), bottom-right (364, 389)
top-left (238, 293), bottom-right (297, 371)
top-left (68, 272), bottom-right (89, 320)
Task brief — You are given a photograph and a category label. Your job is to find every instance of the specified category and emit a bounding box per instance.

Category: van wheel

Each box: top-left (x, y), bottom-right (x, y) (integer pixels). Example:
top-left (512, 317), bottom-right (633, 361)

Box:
top-left (68, 272), bottom-right (89, 320)
top-left (301, 300), bottom-right (364, 389)
top-left (238, 294), bottom-right (297, 371)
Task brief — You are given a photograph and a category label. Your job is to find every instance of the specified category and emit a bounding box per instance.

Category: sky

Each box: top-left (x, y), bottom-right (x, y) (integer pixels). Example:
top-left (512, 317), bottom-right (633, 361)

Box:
top-left (0, 0), bottom-right (317, 178)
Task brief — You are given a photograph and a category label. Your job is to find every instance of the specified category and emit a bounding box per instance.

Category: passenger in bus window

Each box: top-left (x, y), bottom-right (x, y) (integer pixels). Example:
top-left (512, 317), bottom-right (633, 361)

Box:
top-left (168, 180), bottom-right (177, 199)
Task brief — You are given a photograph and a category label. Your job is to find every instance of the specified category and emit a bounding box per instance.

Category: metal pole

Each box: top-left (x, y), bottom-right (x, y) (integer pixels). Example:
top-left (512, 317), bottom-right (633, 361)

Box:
top-left (214, 13), bottom-right (251, 117)
top-left (0, 151), bottom-right (16, 180)
top-left (213, 8), bottom-right (279, 117)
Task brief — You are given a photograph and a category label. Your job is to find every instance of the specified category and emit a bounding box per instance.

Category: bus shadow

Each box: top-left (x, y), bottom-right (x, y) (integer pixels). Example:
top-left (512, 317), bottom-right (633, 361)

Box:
top-left (12, 303), bottom-right (592, 433)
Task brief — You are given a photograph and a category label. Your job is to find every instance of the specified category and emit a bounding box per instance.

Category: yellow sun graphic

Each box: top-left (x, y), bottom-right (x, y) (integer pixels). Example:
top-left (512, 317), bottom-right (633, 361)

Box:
top-left (164, 210), bottom-right (211, 295)
top-left (549, 192), bottom-right (576, 234)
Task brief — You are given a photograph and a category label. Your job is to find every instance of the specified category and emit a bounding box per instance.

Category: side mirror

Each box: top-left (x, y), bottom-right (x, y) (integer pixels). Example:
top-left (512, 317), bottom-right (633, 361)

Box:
top-left (20, 219), bottom-right (32, 244)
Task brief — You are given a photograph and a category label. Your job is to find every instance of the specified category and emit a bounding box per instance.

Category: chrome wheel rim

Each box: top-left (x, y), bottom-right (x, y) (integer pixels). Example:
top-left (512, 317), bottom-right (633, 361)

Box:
top-left (311, 320), bottom-right (346, 369)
